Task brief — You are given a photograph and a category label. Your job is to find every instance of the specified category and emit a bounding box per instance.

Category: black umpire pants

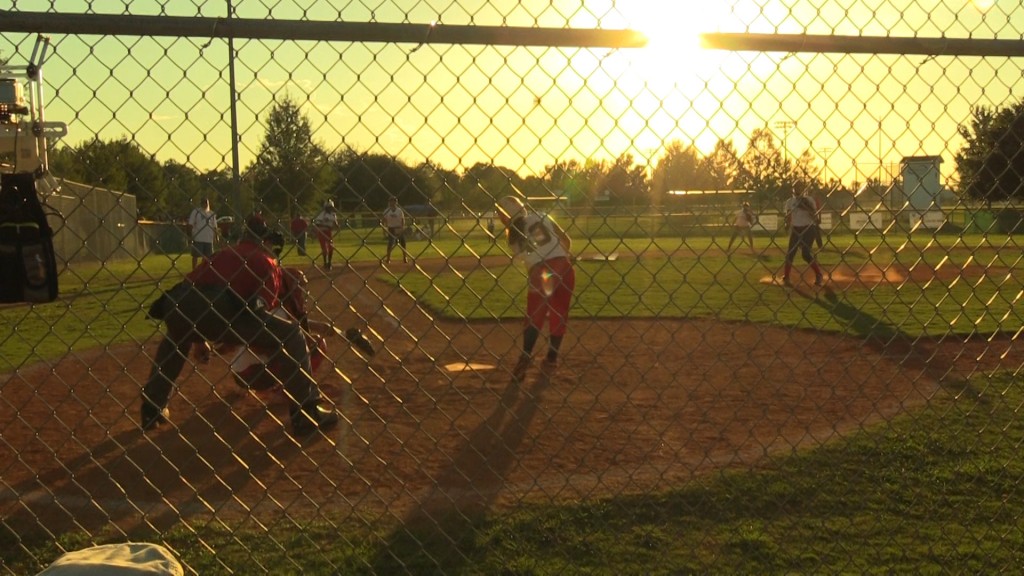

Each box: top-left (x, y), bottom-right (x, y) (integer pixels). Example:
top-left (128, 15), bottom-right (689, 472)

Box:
top-left (785, 225), bottom-right (817, 264)
top-left (142, 283), bottom-right (321, 424)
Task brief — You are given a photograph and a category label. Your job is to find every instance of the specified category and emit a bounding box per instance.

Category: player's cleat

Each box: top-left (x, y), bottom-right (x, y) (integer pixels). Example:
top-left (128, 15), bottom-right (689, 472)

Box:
top-left (540, 357), bottom-right (558, 377)
top-left (292, 403), bottom-right (340, 436)
top-left (141, 404), bottom-right (170, 431)
top-left (193, 341), bottom-right (212, 364)
top-left (814, 275), bottom-right (824, 287)
top-left (512, 354), bottom-right (531, 381)
top-left (782, 276), bottom-right (792, 287)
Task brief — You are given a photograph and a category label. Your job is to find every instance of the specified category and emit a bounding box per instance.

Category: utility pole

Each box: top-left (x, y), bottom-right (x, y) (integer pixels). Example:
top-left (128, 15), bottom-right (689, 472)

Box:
top-left (774, 120), bottom-right (797, 163)
top-left (819, 146), bottom-right (834, 182)
top-left (228, 0), bottom-right (241, 229)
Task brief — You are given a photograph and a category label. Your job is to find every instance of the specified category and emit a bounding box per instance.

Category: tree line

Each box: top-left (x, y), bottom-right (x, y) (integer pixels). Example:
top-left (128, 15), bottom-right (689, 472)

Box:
top-left (45, 94), bottom-right (1021, 223)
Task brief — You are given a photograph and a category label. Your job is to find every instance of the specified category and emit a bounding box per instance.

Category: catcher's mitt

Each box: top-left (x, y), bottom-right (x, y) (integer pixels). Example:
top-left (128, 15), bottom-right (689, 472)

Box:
top-left (344, 327), bottom-right (376, 357)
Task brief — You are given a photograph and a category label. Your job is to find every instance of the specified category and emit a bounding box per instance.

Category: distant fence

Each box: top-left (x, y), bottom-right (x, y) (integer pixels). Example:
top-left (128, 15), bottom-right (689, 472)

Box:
top-left (44, 178), bottom-right (141, 265)
top-left (41, 188), bottom-right (1024, 269)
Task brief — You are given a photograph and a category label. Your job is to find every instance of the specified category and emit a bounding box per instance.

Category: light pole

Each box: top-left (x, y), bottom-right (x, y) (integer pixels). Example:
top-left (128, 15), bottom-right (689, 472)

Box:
top-left (774, 120), bottom-right (797, 163)
top-left (228, 0), bottom-right (241, 226)
top-left (819, 146), bottom-right (834, 182)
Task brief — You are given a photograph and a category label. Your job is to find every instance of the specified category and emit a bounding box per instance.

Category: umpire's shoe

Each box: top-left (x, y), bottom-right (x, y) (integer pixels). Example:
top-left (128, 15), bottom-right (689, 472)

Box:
top-left (292, 402), bottom-right (340, 436)
top-left (141, 402), bottom-right (170, 431)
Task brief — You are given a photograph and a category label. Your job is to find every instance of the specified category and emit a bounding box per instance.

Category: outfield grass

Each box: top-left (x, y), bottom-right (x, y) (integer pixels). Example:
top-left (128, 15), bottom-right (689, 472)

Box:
top-left (2, 231), bottom-right (1021, 373)
top-left (5, 371), bottom-right (1022, 574)
top-left (395, 232), bottom-right (1024, 339)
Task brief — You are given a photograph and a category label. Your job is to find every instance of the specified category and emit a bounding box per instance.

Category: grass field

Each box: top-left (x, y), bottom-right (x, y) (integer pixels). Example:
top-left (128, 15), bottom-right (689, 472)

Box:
top-left (2, 229), bottom-right (1023, 573)
top-left (5, 230), bottom-right (1022, 373)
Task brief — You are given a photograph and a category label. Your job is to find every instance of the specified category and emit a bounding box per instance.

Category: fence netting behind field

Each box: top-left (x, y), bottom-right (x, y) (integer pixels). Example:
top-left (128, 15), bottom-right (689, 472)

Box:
top-left (2, 1), bottom-right (1024, 574)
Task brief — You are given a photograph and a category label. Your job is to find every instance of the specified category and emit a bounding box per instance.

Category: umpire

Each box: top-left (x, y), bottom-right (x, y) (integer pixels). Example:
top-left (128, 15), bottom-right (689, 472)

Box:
top-left (141, 214), bottom-right (339, 435)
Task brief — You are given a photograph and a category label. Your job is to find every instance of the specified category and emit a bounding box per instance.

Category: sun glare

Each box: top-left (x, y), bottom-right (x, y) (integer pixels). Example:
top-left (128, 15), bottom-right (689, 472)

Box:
top-left (628, 2), bottom-right (706, 61)
top-left (615, 2), bottom-right (731, 84)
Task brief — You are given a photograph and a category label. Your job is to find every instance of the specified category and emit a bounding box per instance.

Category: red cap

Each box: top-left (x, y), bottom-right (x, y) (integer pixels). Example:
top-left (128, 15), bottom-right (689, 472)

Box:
top-left (245, 213), bottom-right (269, 238)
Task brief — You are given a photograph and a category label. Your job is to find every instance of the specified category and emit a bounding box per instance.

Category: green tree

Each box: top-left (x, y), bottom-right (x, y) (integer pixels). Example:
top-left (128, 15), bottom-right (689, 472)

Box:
top-left (161, 160), bottom-right (211, 221)
top-left (651, 140), bottom-right (702, 198)
top-left (598, 153), bottom-right (649, 208)
top-left (199, 168), bottom-right (236, 215)
top-left (330, 151), bottom-right (426, 212)
top-left (737, 127), bottom-right (790, 209)
top-left (415, 160), bottom-right (459, 211)
top-left (955, 101), bottom-right (1024, 205)
top-left (542, 160), bottom-right (588, 208)
top-left (460, 162), bottom-right (527, 211)
top-left (699, 139), bottom-right (742, 190)
top-left (52, 137), bottom-right (166, 219)
top-left (246, 96), bottom-right (331, 218)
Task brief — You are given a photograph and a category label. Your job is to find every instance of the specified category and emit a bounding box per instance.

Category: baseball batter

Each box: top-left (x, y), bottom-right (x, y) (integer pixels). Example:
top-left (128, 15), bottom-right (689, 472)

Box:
top-left (496, 195), bottom-right (575, 381)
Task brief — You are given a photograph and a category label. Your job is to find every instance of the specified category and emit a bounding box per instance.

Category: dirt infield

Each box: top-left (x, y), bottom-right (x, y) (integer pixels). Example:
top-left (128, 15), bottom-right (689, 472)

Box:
top-left (1, 255), bottom-right (1021, 536)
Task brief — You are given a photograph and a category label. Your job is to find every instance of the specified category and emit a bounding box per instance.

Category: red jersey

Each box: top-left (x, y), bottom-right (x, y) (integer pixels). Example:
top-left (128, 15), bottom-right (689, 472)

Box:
top-left (290, 216), bottom-right (308, 234)
top-left (187, 239), bottom-right (282, 309)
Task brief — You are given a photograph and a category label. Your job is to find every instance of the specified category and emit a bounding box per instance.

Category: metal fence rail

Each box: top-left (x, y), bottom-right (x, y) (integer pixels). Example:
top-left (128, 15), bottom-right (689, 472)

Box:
top-left (2, 1), bottom-right (1024, 574)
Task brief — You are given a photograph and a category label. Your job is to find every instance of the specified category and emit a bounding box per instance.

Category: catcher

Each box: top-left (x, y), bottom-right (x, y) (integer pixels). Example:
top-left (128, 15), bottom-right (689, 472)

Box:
top-left (220, 264), bottom-right (376, 393)
top-left (142, 214), bottom-right (343, 436)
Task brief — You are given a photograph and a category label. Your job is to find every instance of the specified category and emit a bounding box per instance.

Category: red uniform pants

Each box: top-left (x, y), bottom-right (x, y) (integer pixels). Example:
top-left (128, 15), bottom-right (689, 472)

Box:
top-left (525, 256), bottom-right (575, 337)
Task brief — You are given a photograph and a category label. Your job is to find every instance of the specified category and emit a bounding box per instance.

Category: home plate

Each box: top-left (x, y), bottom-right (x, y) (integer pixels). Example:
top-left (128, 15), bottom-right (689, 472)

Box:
top-left (443, 362), bottom-right (496, 373)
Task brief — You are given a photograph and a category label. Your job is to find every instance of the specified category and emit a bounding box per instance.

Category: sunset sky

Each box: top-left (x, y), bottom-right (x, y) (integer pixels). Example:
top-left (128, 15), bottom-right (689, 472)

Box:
top-left (3, 0), bottom-right (1024, 185)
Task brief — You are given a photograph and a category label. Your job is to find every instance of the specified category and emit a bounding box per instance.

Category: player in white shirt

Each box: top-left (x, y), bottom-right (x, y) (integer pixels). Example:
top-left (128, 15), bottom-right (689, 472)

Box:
top-left (312, 199), bottom-right (338, 270)
top-left (726, 201), bottom-right (758, 252)
top-left (496, 195), bottom-right (575, 381)
top-left (187, 197), bottom-right (218, 269)
top-left (381, 196), bottom-right (408, 264)
top-left (782, 189), bottom-right (824, 287)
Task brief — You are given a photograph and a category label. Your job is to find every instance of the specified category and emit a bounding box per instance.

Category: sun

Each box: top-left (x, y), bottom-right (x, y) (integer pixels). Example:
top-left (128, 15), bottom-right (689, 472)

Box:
top-left (613, 2), bottom-right (730, 84)
top-left (626, 2), bottom-right (707, 60)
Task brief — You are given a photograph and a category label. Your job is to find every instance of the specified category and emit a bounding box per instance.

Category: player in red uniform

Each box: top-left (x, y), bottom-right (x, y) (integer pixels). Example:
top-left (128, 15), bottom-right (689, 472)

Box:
top-left (141, 214), bottom-right (339, 435)
top-left (220, 264), bottom-right (375, 392)
top-left (496, 195), bottom-right (575, 381)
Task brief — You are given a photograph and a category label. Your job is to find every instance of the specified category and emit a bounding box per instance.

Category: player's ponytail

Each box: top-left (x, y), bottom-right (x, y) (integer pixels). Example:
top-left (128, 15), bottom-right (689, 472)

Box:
top-left (507, 216), bottom-right (527, 251)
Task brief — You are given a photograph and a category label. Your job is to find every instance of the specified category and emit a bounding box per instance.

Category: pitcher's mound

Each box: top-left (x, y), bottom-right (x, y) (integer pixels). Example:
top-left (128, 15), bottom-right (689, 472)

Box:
top-left (760, 263), bottom-right (906, 289)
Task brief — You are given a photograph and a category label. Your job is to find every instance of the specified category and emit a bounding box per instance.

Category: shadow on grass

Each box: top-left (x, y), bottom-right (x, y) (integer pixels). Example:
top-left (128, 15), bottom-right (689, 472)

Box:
top-left (798, 285), bottom-right (986, 401)
top-left (370, 373), bottom-right (551, 573)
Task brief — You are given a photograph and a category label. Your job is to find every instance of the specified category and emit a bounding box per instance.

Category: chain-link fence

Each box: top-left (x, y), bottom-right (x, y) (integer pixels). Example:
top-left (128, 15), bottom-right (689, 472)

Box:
top-left (2, 1), bottom-right (1024, 574)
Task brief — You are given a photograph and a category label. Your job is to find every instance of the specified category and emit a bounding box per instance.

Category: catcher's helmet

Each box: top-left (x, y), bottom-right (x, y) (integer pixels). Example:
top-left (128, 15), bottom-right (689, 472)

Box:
top-left (496, 195), bottom-right (526, 226)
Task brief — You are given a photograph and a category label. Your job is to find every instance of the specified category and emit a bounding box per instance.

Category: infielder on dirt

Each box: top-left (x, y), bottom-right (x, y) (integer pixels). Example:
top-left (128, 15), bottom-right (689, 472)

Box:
top-left (141, 214), bottom-right (340, 436)
top-left (782, 188), bottom-right (825, 287)
top-left (496, 195), bottom-right (575, 381)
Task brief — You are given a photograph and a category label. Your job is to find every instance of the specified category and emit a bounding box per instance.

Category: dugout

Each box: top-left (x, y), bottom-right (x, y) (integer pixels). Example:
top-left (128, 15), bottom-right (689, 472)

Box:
top-left (34, 175), bottom-right (145, 264)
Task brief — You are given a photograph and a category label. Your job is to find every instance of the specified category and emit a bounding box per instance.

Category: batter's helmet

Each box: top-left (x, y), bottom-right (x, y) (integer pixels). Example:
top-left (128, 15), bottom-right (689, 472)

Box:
top-left (496, 195), bottom-right (526, 226)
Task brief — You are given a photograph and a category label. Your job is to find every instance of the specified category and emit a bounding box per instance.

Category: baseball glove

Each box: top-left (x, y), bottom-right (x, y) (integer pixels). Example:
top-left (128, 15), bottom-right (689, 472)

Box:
top-left (344, 327), bottom-right (376, 357)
